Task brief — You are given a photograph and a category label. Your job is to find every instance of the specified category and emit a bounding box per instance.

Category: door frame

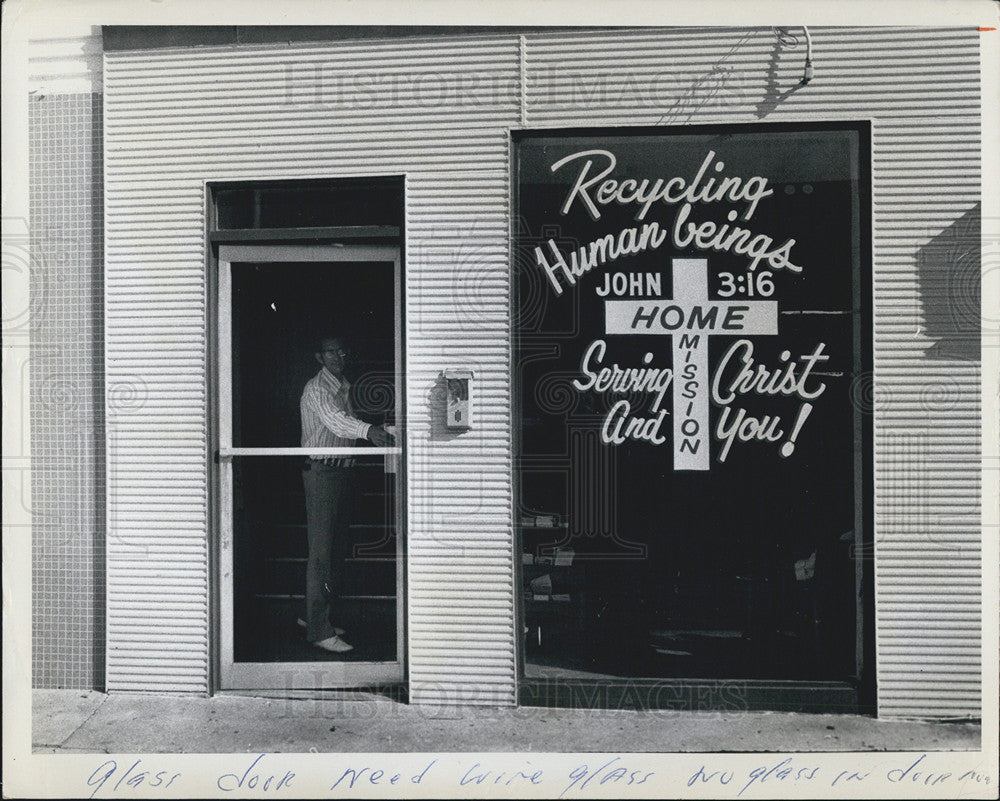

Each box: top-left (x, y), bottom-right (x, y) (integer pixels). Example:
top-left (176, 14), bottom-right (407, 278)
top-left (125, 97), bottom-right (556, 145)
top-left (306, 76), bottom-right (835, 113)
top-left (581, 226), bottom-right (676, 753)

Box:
top-left (212, 243), bottom-right (405, 690)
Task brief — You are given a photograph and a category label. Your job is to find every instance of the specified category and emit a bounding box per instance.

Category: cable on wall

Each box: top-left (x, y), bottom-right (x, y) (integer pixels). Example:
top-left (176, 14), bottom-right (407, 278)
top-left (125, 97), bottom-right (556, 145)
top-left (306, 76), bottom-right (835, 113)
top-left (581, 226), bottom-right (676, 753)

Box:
top-left (801, 26), bottom-right (814, 84)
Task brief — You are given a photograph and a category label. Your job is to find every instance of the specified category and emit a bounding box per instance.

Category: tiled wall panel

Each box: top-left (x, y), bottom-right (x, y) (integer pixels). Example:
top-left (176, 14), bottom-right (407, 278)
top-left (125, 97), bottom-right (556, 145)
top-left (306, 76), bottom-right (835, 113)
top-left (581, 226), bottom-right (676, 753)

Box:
top-left (29, 92), bottom-right (105, 690)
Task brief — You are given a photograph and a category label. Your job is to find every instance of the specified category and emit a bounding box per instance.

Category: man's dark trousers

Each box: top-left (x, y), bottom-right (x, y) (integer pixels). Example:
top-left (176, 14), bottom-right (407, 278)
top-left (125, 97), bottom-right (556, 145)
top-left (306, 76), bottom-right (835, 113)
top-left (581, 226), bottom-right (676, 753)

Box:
top-left (302, 461), bottom-right (353, 643)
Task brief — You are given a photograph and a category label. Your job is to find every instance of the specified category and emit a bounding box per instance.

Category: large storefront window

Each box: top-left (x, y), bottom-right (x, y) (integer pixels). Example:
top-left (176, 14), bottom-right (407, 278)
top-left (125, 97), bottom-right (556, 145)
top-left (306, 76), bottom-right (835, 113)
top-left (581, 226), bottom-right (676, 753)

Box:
top-left (513, 124), bottom-right (872, 701)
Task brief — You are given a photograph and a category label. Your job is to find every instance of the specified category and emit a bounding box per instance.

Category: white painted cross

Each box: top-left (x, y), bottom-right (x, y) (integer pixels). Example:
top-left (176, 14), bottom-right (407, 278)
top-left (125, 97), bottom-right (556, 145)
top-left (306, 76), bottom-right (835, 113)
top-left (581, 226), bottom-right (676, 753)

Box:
top-left (604, 258), bottom-right (778, 470)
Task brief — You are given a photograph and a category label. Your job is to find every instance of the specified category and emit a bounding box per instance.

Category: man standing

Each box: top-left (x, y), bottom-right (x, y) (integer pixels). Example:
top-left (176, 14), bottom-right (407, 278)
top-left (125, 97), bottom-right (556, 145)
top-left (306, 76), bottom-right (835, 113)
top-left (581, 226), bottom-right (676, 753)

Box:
top-left (300, 336), bottom-right (393, 653)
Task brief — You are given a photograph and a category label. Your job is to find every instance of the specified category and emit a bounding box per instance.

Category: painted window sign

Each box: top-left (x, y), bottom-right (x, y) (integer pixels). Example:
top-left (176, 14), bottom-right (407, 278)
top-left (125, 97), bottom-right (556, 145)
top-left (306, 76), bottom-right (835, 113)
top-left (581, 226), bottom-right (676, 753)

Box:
top-left (516, 125), bottom-right (869, 471)
top-left (514, 125), bottom-right (871, 682)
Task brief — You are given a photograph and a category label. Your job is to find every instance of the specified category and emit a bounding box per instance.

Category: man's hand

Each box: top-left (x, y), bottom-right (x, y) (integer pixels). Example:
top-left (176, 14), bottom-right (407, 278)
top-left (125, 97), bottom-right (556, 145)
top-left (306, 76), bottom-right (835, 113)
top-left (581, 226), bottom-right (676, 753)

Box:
top-left (367, 425), bottom-right (394, 447)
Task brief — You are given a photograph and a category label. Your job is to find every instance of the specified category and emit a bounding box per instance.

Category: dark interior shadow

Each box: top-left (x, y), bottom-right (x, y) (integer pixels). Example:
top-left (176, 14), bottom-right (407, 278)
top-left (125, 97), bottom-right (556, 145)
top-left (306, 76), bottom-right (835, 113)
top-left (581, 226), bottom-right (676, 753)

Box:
top-left (915, 203), bottom-right (982, 361)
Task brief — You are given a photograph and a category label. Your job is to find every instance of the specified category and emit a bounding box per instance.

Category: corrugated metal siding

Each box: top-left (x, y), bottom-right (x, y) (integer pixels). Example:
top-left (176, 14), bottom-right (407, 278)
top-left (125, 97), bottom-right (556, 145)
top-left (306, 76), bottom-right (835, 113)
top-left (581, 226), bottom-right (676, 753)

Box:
top-left (104, 27), bottom-right (981, 716)
top-left (29, 31), bottom-right (104, 94)
top-left (103, 35), bottom-right (522, 700)
top-left (524, 26), bottom-right (982, 720)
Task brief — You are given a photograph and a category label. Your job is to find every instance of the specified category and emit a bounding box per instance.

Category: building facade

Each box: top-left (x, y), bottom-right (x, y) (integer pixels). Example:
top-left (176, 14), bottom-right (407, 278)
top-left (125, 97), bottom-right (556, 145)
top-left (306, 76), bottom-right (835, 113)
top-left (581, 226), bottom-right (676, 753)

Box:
top-left (29, 25), bottom-right (983, 719)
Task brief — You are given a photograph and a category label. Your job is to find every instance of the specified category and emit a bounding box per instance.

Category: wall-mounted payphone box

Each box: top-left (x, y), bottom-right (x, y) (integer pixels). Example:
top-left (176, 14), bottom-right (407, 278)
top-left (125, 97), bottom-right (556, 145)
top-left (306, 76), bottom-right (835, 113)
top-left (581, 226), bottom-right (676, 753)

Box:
top-left (444, 369), bottom-right (474, 430)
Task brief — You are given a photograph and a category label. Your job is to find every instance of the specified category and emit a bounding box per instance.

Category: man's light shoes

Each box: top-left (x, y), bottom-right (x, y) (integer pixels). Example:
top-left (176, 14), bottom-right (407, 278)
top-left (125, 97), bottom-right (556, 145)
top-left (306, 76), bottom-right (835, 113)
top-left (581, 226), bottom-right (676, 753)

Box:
top-left (313, 634), bottom-right (353, 653)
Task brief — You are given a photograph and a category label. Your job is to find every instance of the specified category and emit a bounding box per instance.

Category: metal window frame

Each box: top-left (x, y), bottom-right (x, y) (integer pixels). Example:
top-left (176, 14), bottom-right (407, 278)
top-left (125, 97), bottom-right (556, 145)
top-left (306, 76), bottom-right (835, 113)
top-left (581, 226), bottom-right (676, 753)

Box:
top-left (509, 121), bottom-right (874, 711)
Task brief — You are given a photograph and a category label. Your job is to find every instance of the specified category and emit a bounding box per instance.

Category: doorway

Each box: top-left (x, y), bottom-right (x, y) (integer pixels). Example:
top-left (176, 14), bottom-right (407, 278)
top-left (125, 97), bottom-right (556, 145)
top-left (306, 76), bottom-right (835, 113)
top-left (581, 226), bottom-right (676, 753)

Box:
top-left (216, 244), bottom-right (404, 689)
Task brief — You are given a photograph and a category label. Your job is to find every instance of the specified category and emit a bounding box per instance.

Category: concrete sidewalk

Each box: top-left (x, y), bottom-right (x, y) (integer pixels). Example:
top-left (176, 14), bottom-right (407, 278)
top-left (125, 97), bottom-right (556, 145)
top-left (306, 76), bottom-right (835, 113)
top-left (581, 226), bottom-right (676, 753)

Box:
top-left (33, 690), bottom-right (981, 754)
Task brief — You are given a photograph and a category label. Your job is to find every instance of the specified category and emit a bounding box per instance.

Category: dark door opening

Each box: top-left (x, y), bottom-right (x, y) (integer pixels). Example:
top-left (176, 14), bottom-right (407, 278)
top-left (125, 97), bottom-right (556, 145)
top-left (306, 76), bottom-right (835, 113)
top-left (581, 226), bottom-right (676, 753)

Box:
top-left (217, 246), bottom-right (404, 689)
